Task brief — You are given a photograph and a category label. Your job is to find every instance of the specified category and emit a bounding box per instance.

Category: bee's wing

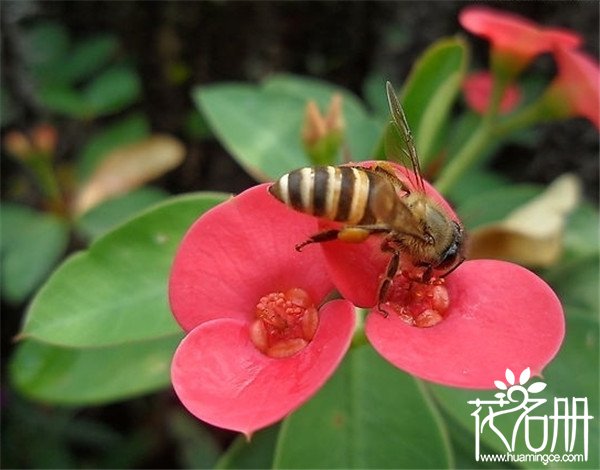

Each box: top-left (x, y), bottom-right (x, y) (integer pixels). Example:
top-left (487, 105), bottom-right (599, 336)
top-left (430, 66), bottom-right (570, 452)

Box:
top-left (385, 81), bottom-right (426, 193)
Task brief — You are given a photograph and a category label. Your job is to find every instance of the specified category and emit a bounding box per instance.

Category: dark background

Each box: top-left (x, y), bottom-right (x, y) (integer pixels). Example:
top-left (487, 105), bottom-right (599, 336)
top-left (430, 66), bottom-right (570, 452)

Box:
top-left (3, 1), bottom-right (599, 198)
top-left (1, 1), bottom-right (598, 468)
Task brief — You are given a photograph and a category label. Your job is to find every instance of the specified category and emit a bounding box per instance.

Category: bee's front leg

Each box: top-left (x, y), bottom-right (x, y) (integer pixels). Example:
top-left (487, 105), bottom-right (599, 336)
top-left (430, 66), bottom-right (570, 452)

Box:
top-left (295, 229), bottom-right (340, 251)
top-left (376, 238), bottom-right (401, 317)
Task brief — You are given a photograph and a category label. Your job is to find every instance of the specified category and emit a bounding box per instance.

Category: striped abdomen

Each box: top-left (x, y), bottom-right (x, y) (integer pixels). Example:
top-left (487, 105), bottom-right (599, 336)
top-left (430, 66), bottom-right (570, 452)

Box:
top-left (269, 166), bottom-right (384, 225)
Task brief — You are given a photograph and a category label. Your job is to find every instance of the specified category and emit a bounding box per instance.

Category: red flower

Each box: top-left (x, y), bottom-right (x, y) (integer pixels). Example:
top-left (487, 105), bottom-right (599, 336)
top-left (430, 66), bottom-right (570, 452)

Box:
top-left (459, 6), bottom-right (582, 75)
top-left (316, 162), bottom-right (565, 388)
top-left (169, 185), bottom-right (355, 436)
top-left (546, 47), bottom-right (600, 130)
top-left (463, 71), bottom-right (522, 115)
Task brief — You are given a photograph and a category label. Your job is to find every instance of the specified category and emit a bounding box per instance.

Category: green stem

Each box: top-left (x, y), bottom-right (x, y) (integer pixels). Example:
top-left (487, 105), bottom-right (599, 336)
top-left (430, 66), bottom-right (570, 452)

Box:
top-left (434, 122), bottom-right (492, 195)
top-left (493, 98), bottom-right (551, 138)
top-left (434, 73), bottom-right (509, 195)
top-left (28, 153), bottom-right (65, 215)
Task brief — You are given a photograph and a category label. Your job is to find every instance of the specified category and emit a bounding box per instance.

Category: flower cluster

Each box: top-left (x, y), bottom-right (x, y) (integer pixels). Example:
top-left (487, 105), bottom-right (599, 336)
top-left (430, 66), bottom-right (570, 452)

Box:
top-left (169, 161), bottom-right (565, 435)
top-left (460, 6), bottom-right (599, 129)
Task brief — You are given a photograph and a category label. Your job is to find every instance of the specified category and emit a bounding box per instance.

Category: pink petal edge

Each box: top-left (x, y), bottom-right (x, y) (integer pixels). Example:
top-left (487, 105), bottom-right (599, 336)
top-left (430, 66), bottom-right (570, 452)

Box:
top-left (171, 299), bottom-right (356, 435)
top-left (169, 184), bottom-right (333, 332)
top-left (365, 260), bottom-right (565, 389)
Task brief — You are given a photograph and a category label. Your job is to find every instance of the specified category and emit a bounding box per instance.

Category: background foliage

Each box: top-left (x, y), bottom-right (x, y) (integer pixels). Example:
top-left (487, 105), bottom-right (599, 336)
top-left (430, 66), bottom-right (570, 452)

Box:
top-left (1, 1), bottom-right (598, 468)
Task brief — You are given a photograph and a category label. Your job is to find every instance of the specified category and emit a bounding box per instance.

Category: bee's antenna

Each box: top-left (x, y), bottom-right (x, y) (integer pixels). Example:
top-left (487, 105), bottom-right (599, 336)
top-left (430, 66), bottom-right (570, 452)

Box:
top-left (385, 81), bottom-right (425, 192)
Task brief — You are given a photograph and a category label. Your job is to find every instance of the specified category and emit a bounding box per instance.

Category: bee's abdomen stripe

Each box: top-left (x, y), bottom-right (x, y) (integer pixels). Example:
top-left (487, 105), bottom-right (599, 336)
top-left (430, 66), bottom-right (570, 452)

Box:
top-left (312, 167), bottom-right (330, 216)
top-left (269, 174), bottom-right (289, 205)
top-left (287, 169), bottom-right (305, 210)
top-left (325, 166), bottom-right (341, 219)
top-left (335, 167), bottom-right (355, 222)
top-left (298, 167), bottom-right (315, 213)
top-left (347, 168), bottom-right (370, 224)
top-left (359, 171), bottom-right (379, 225)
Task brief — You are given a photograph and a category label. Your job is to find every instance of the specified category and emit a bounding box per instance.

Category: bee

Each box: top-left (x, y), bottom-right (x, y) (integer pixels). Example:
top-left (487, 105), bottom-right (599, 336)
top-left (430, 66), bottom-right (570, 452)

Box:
top-left (268, 82), bottom-right (465, 311)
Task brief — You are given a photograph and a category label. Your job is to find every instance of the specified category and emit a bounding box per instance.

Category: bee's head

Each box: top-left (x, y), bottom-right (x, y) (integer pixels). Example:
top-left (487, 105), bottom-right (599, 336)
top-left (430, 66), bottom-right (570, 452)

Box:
top-left (434, 220), bottom-right (466, 274)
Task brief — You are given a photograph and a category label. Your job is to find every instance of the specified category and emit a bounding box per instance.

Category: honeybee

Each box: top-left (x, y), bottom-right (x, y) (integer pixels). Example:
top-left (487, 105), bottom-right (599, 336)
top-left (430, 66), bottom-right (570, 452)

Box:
top-left (268, 82), bottom-right (465, 310)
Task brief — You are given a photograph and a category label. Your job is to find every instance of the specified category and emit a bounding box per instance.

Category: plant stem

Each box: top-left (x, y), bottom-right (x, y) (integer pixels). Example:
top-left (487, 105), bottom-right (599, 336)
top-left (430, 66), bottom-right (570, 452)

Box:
top-left (434, 122), bottom-right (492, 195)
top-left (434, 73), bottom-right (508, 195)
top-left (493, 99), bottom-right (547, 138)
top-left (29, 153), bottom-right (66, 216)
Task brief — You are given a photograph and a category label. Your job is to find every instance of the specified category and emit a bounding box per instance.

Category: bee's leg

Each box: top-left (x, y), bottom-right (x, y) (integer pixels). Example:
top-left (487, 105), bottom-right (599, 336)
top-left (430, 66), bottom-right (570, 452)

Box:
top-left (376, 239), bottom-right (401, 317)
top-left (295, 229), bottom-right (340, 251)
top-left (296, 226), bottom-right (377, 251)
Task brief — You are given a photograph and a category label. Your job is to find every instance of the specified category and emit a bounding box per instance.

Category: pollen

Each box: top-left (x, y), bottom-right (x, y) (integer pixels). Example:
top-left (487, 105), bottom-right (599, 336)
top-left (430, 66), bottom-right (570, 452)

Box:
top-left (249, 288), bottom-right (319, 358)
top-left (383, 274), bottom-right (450, 328)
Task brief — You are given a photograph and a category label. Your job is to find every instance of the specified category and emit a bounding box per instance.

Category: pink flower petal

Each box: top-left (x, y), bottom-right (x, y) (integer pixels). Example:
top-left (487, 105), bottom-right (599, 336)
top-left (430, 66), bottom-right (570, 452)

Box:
top-left (365, 260), bottom-right (564, 389)
top-left (169, 184), bottom-right (334, 332)
top-left (552, 47), bottom-right (600, 129)
top-left (318, 161), bottom-right (459, 308)
top-left (459, 6), bottom-right (581, 65)
top-left (171, 299), bottom-right (355, 435)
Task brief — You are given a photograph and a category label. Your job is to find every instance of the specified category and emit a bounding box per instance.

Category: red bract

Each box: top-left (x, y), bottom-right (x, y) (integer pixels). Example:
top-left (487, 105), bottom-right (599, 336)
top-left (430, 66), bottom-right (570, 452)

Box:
top-left (463, 71), bottom-right (521, 115)
top-left (459, 6), bottom-right (582, 74)
top-left (169, 185), bottom-right (355, 436)
top-left (547, 47), bottom-right (600, 130)
top-left (316, 161), bottom-right (565, 389)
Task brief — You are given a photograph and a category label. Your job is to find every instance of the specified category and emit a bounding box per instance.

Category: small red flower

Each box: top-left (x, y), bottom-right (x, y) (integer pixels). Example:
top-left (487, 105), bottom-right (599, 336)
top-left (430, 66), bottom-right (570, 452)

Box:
top-left (546, 47), bottom-right (600, 130)
top-left (169, 185), bottom-right (355, 436)
top-left (463, 71), bottom-right (522, 115)
top-left (316, 162), bottom-right (565, 388)
top-left (459, 6), bottom-right (582, 74)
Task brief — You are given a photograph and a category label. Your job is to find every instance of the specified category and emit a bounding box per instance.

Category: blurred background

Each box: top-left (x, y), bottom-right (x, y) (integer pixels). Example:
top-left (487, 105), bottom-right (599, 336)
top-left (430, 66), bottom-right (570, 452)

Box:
top-left (1, 1), bottom-right (598, 468)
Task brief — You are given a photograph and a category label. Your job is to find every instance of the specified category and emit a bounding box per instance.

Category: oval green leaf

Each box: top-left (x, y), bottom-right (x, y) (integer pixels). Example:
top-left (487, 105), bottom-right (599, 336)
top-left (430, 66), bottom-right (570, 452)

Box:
top-left (10, 334), bottom-right (181, 405)
top-left (0, 203), bottom-right (69, 304)
top-left (194, 75), bottom-right (380, 182)
top-left (401, 36), bottom-right (469, 166)
top-left (20, 193), bottom-right (229, 347)
top-left (84, 65), bottom-right (142, 116)
top-left (274, 346), bottom-right (452, 468)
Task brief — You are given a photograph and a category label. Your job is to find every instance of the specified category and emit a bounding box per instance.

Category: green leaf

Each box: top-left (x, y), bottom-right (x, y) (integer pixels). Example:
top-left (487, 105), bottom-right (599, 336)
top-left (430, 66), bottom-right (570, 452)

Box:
top-left (216, 425), bottom-right (279, 469)
top-left (0, 203), bottom-right (69, 304)
top-left (61, 35), bottom-right (119, 84)
top-left (196, 83), bottom-right (307, 181)
top-left (20, 193), bottom-right (228, 347)
top-left (544, 256), bottom-right (599, 315)
top-left (37, 85), bottom-right (90, 118)
top-left (446, 167), bottom-right (511, 208)
top-left (77, 113), bottom-right (151, 180)
top-left (456, 184), bottom-right (541, 229)
top-left (274, 346), bottom-right (452, 468)
top-left (84, 65), bottom-right (142, 116)
top-left (195, 75), bottom-right (380, 181)
top-left (75, 187), bottom-right (169, 241)
top-left (167, 410), bottom-right (221, 469)
top-left (363, 72), bottom-right (392, 119)
top-left (563, 202), bottom-right (600, 259)
top-left (10, 334), bottom-right (181, 405)
top-left (401, 36), bottom-right (469, 165)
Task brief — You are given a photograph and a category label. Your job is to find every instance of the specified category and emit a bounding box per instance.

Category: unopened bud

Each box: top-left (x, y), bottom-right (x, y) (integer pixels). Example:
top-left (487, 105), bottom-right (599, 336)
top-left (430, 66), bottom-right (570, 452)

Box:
top-left (301, 94), bottom-right (345, 165)
top-left (3, 130), bottom-right (32, 160)
top-left (32, 124), bottom-right (58, 155)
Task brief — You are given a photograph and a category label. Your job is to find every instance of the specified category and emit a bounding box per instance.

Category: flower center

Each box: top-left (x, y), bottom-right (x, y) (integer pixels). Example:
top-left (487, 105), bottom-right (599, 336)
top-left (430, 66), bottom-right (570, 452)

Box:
top-left (383, 273), bottom-right (450, 328)
top-left (249, 287), bottom-right (319, 358)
